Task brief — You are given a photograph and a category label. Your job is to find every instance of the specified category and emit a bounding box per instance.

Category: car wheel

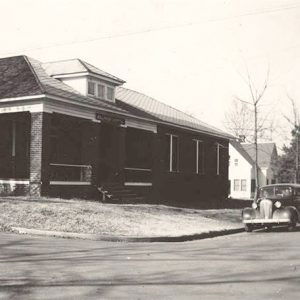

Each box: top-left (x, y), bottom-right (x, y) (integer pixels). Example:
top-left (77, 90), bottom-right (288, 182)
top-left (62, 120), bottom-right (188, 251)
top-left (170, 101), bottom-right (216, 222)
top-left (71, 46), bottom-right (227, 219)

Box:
top-left (244, 224), bottom-right (253, 232)
top-left (288, 222), bottom-right (296, 231)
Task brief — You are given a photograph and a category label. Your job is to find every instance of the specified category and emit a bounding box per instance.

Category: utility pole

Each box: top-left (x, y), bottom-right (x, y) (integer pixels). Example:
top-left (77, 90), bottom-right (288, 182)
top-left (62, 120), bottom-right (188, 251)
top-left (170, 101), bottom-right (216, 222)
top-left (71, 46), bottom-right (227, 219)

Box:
top-left (254, 101), bottom-right (259, 199)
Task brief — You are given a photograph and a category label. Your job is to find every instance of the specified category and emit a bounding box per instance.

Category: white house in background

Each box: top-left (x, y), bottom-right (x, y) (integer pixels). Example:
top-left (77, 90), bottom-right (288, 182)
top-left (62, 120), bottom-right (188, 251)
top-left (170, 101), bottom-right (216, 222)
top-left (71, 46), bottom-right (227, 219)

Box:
top-left (229, 141), bottom-right (278, 199)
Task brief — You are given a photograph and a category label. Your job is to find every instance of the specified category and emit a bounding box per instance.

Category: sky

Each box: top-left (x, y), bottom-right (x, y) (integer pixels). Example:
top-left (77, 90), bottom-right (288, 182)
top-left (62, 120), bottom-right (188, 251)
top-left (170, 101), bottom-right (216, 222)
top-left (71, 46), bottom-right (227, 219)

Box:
top-left (0, 0), bottom-right (300, 148)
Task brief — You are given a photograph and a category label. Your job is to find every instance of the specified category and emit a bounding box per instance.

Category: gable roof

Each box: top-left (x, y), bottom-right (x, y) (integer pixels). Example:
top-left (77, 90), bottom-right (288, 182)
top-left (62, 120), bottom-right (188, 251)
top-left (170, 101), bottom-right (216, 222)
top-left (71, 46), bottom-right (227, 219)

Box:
top-left (116, 87), bottom-right (233, 139)
top-left (242, 143), bottom-right (277, 169)
top-left (230, 140), bottom-right (255, 166)
top-left (0, 55), bottom-right (233, 140)
top-left (43, 58), bottom-right (125, 84)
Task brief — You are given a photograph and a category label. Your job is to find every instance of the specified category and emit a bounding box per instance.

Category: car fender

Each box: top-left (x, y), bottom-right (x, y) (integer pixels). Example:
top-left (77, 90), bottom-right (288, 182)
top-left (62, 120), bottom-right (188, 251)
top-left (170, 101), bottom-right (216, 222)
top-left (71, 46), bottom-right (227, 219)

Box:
top-left (242, 207), bottom-right (259, 220)
top-left (273, 206), bottom-right (298, 223)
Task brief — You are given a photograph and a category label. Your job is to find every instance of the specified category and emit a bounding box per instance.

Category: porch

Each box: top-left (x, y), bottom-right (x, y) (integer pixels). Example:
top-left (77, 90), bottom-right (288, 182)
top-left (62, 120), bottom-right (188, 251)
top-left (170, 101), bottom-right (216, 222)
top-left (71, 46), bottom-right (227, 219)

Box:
top-left (0, 111), bottom-right (155, 199)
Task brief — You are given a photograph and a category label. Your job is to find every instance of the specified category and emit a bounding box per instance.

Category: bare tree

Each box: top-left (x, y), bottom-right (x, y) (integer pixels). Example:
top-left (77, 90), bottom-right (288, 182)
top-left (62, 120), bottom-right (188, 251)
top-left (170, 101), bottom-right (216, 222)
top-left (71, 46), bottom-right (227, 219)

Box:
top-left (226, 66), bottom-right (270, 199)
top-left (224, 98), bottom-right (253, 141)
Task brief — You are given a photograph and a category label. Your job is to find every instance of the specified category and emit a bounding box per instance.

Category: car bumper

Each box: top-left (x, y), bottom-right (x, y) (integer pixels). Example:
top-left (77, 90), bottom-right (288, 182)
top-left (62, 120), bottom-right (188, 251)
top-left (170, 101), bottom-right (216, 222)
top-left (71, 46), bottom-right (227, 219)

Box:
top-left (243, 218), bottom-right (291, 225)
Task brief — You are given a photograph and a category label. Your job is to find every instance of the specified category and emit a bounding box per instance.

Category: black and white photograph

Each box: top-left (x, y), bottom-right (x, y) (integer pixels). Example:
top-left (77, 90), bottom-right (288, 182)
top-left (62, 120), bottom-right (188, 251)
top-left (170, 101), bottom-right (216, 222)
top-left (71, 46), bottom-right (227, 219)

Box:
top-left (0, 0), bottom-right (300, 299)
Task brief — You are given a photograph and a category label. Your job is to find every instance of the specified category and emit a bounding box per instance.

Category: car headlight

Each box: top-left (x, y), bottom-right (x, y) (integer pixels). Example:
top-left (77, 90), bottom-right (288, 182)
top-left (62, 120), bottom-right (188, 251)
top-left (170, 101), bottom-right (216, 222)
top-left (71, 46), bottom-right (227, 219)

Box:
top-left (252, 202), bottom-right (258, 209)
top-left (275, 201), bottom-right (281, 208)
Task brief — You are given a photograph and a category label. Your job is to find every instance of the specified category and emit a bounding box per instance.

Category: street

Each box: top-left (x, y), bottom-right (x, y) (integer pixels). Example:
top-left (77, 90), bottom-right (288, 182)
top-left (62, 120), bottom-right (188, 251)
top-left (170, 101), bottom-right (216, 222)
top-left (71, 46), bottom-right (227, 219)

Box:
top-left (0, 229), bottom-right (300, 300)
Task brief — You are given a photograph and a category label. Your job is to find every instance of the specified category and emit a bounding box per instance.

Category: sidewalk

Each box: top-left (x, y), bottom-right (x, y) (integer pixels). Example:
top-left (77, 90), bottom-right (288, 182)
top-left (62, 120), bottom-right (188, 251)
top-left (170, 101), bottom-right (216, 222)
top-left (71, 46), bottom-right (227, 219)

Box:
top-left (11, 226), bottom-right (244, 242)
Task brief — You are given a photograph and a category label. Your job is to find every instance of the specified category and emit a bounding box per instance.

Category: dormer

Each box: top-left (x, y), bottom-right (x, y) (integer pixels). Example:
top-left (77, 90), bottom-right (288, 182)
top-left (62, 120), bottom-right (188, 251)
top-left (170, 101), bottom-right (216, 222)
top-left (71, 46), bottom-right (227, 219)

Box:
top-left (43, 59), bottom-right (125, 103)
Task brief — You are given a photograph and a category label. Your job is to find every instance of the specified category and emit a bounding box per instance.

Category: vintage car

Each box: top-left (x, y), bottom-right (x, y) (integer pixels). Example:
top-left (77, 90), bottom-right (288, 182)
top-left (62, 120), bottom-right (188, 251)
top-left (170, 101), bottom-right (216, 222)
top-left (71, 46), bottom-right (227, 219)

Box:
top-left (242, 184), bottom-right (300, 232)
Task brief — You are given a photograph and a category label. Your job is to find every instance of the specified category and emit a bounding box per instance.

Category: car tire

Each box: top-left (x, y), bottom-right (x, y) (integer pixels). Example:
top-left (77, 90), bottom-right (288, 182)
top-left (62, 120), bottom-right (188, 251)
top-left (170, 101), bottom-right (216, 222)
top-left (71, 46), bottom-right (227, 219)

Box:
top-left (288, 222), bottom-right (296, 231)
top-left (244, 224), bottom-right (253, 232)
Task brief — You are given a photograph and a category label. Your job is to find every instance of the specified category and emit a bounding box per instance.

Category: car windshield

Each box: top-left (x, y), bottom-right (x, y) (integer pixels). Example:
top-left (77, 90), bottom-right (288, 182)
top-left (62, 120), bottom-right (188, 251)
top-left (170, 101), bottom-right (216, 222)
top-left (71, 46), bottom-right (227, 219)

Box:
top-left (259, 186), bottom-right (292, 199)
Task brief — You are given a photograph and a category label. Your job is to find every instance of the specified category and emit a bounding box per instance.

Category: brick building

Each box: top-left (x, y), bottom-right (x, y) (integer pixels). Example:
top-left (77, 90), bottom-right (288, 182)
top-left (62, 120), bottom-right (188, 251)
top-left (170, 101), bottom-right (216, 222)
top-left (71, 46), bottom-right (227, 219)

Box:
top-left (0, 55), bottom-right (232, 207)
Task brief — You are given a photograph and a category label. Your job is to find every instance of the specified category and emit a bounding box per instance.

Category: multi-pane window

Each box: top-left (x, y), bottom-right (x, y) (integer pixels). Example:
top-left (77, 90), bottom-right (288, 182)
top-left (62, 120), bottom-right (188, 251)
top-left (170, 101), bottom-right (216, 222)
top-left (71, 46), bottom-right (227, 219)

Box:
top-left (234, 159), bottom-right (238, 166)
top-left (107, 86), bottom-right (114, 101)
top-left (234, 179), bottom-right (240, 191)
top-left (88, 80), bottom-right (115, 101)
top-left (165, 134), bottom-right (179, 172)
top-left (241, 179), bottom-right (247, 191)
top-left (87, 81), bottom-right (96, 95)
top-left (194, 140), bottom-right (204, 174)
top-left (97, 84), bottom-right (105, 98)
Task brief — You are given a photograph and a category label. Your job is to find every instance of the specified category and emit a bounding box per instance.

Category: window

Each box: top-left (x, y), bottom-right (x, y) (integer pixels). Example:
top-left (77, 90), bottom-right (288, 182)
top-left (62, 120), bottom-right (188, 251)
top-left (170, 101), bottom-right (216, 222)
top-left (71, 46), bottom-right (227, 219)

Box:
top-left (165, 134), bottom-right (179, 172)
top-left (87, 81), bottom-right (96, 95)
top-left (241, 179), bottom-right (247, 191)
top-left (97, 84), bottom-right (105, 98)
top-left (234, 159), bottom-right (238, 166)
top-left (215, 143), bottom-right (227, 175)
top-left (194, 140), bottom-right (204, 174)
top-left (234, 179), bottom-right (240, 191)
top-left (107, 86), bottom-right (114, 101)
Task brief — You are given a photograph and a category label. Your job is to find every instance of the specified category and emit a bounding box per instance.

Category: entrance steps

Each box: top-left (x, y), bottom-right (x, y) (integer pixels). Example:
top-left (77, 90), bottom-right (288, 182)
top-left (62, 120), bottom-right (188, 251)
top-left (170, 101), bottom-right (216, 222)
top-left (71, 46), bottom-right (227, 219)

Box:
top-left (97, 182), bottom-right (145, 203)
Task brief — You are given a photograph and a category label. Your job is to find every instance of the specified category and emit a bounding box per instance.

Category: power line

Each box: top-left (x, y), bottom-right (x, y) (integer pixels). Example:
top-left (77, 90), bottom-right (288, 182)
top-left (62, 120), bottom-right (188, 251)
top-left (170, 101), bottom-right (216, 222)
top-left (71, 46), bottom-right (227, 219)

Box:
top-left (1, 2), bottom-right (300, 56)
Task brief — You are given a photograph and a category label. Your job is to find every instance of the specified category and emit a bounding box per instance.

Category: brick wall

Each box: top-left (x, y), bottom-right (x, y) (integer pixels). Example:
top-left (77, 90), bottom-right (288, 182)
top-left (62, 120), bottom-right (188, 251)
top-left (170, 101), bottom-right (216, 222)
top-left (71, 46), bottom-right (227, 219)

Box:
top-left (29, 112), bottom-right (51, 197)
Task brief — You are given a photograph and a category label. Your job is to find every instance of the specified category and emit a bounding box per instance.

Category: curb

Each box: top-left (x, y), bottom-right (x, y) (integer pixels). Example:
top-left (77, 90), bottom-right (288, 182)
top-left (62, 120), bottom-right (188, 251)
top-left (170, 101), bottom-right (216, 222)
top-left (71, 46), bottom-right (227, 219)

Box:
top-left (11, 227), bottom-right (245, 243)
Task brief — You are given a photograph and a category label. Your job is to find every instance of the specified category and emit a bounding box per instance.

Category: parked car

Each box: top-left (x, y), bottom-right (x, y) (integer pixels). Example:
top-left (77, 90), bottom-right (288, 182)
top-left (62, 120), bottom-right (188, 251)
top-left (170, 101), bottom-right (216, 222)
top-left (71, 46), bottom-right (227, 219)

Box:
top-left (242, 184), bottom-right (300, 232)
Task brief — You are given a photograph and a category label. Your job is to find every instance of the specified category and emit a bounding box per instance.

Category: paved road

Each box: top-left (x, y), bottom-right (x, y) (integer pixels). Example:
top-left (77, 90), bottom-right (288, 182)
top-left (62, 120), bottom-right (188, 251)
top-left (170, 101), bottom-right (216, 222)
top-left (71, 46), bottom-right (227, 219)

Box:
top-left (0, 228), bottom-right (300, 300)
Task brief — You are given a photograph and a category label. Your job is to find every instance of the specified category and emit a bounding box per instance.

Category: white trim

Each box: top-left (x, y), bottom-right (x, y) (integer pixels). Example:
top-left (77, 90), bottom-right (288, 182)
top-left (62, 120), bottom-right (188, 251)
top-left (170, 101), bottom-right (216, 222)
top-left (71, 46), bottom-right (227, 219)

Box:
top-left (45, 94), bottom-right (230, 139)
top-left (0, 179), bottom-right (29, 184)
top-left (12, 120), bottom-right (16, 157)
top-left (43, 100), bottom-right (98, 121)
top-left (170, 135), bottom-right (173, 172)
top-left (124, 119), bottom-right (157, 133)
top-left (53, 71), bottom-right (124, 85)
top-left (124, 167), bottom-right (151, 172)
top-left (124, 182), bottom-right (152, 186)
top-left (0, 94), bottom-right (45, 103)
top-left (49, 181), bottom-right (91, 185)
top-left (217, 143), bottom-right (220, 175)
top-left (0, 93), bottom-right (230, 140)
top-left (166, 134), bottom-right (179, 172)
top-left (50, 163), bottom-right (91, 168)
top-left (0, 103), bottom-right (44, 114)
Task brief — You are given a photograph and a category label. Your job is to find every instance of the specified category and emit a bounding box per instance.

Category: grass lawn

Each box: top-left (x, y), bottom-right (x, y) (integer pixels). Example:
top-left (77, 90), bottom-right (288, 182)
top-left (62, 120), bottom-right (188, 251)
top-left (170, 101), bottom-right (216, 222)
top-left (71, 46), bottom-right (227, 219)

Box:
top-left (0, 197), bottom-right (243, 237)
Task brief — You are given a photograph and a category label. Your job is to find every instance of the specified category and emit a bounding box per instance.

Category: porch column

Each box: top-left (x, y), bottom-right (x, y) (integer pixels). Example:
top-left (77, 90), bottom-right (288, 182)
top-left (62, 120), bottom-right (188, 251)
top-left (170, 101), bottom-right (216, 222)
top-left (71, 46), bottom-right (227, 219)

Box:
top-left (29, 112), bottom-right (51, 197)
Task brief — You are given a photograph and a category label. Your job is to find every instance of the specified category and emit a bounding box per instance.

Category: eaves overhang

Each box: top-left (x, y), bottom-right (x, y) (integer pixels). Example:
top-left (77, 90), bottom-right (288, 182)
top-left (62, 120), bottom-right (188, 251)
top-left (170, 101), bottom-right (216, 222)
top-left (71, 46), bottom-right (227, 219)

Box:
top-left (0, 93), bottom-right (232, 140)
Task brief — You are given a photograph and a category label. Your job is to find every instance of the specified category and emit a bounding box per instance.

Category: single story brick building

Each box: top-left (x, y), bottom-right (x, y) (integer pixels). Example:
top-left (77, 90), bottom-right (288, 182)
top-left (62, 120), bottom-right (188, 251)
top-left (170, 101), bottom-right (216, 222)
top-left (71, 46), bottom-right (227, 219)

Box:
top-left (0, 55), bottom-right (232, 207)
